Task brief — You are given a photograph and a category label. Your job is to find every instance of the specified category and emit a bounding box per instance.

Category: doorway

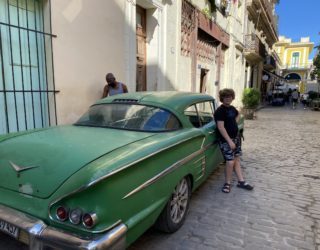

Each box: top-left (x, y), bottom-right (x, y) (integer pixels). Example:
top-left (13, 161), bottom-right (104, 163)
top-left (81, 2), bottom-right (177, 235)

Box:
top-left (200, 69), bottom-right (209, 93)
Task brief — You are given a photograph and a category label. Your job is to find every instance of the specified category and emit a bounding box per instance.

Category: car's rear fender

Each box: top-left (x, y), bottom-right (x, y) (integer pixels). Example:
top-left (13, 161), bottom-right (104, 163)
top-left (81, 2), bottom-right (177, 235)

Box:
top-left (47, 130), bottom-right (207, 245)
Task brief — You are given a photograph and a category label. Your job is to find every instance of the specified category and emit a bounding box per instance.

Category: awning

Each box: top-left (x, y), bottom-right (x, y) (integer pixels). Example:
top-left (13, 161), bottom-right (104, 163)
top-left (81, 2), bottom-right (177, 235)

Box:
top-left (263, 69), bottom-right (286, 81)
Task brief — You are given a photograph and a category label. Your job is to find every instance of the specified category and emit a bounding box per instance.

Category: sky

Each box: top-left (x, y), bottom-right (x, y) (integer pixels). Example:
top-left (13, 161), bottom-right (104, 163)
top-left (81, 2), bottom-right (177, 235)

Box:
top-left (276, 0), bottom-right (320, 58)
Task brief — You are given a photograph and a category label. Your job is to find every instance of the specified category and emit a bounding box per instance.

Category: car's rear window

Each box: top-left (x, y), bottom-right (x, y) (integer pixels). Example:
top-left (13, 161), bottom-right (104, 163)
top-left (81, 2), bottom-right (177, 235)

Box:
top-left (75, 104), bottom-right (181, 132)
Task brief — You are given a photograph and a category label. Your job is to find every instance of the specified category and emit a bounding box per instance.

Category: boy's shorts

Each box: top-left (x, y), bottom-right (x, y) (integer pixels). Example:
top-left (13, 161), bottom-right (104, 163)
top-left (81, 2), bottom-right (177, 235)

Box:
top-left (218, 137), bottom-right (242, 161)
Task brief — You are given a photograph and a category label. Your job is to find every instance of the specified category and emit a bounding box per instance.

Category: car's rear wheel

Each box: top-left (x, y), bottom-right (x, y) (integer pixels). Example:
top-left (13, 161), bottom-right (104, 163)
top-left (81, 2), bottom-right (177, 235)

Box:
top-left (155, 177), bottom-right (191, 233)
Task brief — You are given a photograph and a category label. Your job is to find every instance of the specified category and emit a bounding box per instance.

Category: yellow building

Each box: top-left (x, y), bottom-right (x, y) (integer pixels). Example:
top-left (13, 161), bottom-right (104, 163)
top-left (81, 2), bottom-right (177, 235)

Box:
top-left (274, 36), bottom-right (314, 93)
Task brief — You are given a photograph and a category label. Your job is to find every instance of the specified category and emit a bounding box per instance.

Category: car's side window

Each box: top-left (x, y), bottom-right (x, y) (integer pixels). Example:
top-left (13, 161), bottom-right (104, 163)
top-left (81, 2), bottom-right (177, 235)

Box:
top-left (184, 105), bottom-right (201, 128)
top-left (184, 101), bottom-right (215, 128)
top-left (196, 102), bottom-right (214, 126)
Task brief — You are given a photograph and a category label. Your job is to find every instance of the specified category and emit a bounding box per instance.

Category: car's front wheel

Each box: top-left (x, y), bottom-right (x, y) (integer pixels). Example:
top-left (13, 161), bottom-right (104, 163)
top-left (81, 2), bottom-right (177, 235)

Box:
top-left (155, 177), bottom-right (191, 233)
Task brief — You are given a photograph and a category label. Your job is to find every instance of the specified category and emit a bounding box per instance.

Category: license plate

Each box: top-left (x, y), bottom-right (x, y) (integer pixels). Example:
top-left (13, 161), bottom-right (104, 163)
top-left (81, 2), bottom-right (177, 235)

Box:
top-left (0, 219), bottom-right (19, 239)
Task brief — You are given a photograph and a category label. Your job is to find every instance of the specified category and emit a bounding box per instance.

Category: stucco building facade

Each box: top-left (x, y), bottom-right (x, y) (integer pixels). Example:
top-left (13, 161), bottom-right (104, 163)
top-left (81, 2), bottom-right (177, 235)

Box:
top-left (274, 36), bottom-right (314, 93)
top-left (0, 0), bottom-right (279, 135)
top-left (243, 0), bottom-right (280, 99)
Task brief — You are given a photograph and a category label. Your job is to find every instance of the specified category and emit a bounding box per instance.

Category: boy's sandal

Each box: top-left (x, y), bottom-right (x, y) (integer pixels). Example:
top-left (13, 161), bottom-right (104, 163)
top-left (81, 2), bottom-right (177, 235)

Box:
top-left (237, 181), bottom-right (254, 190)
top-left (222, 183), bottom-right (231, 193)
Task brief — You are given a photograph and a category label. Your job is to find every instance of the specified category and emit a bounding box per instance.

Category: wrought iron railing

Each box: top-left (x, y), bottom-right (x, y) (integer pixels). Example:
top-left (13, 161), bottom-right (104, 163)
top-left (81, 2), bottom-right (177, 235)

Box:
top-left (247, 0), bottom-right (278, 36)
top-left (284, 63), bottom-right (313, 70)
top-left (0, 0), bottom-right (58, 134)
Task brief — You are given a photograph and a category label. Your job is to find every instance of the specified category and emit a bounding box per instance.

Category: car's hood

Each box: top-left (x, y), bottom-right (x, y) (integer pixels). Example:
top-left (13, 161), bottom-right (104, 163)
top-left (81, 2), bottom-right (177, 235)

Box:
top-left (0, 125), bottom-right (154, 198)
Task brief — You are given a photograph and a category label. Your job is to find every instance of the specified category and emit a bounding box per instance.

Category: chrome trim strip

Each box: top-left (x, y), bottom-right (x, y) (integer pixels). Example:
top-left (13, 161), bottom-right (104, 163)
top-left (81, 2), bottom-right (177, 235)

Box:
top-left (9, 161), bottom-right (39, 173)
top-left (122, 147), bottom-right (205, 199)
top-left (123, 141), bottom-right (217, 199)
top-left (193, 156), bottom-right (205, 164)
top-left (0, 204), bottom-right (127, 250)
top-left (85, 134), bottom-right (204, 187)
top-left (40, 223), bottom-right (127, 250)
top-left (195, 157), bottom-right (206, 182)
top-left (201, 137), bottom-right (206, 148)
top-left (49, 134), bottom-right (204, 208)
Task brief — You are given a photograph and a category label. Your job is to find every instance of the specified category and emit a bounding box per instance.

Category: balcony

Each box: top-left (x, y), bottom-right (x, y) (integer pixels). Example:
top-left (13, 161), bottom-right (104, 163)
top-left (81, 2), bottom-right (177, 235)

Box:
top-left (282, 63), bottom-right (313, 71)
top-left (197, 10), bottom-right (229, 47)
top-left (246, 0), bottom-right (278, 47)
top-left (264, 55), bottom-right (276, 70)
top-left (244, 34), bottom-right (265, 62)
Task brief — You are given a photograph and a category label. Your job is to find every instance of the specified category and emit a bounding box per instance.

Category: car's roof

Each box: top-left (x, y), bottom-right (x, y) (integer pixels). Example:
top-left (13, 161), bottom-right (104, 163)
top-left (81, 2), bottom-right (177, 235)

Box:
top-left (95, 91), bottom-right (214, 113)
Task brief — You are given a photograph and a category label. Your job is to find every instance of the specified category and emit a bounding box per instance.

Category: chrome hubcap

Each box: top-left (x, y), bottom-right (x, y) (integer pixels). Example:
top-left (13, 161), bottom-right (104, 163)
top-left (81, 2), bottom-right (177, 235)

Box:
top-left (170, 178), bottom-right (189, 224)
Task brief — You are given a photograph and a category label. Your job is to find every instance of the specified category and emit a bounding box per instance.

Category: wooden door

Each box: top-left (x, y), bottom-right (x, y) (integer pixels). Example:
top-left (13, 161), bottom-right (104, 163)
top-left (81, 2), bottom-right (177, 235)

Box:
top-left (136, 6), bottom-right (146, 91)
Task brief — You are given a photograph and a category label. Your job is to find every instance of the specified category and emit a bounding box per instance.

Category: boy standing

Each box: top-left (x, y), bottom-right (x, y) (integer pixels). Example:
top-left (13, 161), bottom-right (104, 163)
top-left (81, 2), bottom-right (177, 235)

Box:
top-left (214, 88), bottom-right (253, 193)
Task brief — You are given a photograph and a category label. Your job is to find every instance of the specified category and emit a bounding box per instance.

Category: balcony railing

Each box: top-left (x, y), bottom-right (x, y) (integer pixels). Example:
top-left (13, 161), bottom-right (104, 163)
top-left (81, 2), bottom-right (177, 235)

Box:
top-left (264, 55), bottom-right (276, 69)
top-left (245, 34), bottom-right (259, 52)
top-left (244, 34), bottom-right (265, 61)
top-left (283, 63), bottom-right (313, 70)
top-left (260, 0), bottom-right (277, 31)
top-left (246, 0), bottom-right (278, 45)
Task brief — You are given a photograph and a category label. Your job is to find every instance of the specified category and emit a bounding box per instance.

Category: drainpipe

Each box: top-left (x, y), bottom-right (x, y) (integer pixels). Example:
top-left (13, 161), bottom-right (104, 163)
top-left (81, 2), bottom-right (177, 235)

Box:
top-left (216, 43), bottom-right (222, 94)
top-left (190, 11), bottom-right (198, 92)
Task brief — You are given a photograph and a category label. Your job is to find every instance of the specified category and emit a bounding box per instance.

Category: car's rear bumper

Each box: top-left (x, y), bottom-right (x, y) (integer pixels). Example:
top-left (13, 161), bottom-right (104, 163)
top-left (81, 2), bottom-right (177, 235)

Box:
top-left (0, 204), bottom-right (127, 250)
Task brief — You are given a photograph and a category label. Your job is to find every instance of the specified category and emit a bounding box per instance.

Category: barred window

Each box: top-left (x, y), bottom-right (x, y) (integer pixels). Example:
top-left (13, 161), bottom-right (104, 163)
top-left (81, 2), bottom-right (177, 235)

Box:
top-left (0, 0), bottom-right (57, 135)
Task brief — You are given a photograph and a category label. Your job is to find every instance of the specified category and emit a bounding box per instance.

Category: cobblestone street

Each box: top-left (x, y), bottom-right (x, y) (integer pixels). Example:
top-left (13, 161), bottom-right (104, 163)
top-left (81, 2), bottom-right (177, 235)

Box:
top-left (130, 106), bottom-right (320, 250)
top-left (1, 105), bottom-right (320, 250)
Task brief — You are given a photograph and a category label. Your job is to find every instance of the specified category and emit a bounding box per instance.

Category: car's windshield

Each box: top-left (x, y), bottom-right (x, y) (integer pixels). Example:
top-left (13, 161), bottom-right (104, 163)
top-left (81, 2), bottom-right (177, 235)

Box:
top-left (75, 104), bottom-right (181, 132)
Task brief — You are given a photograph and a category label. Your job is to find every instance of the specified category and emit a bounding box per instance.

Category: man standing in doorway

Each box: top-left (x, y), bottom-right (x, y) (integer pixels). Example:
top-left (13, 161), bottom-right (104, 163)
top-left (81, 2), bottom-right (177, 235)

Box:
top-left (102, 73), bottom-right (128, 98)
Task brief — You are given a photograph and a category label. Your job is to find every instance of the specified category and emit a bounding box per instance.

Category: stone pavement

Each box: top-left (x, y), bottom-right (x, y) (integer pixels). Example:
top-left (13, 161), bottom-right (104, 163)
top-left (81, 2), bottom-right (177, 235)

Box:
top-left (130, 106), bottom-right (320, 250)
top-left (0, 105), bottom-right (319, 250)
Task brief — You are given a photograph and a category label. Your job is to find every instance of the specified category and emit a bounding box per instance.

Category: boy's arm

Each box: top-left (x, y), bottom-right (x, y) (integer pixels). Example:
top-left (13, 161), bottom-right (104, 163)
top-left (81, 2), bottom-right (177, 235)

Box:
top-left (217, 120), bottom-right (236, 150)
top-left (236, 114), bottom-right (240, 123)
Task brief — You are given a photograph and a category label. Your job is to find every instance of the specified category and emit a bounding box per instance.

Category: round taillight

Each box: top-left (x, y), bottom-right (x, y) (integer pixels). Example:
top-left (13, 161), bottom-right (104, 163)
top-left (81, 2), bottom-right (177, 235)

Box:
top-left (69, 208), bottom-right (82, 225)
top-left (82, 213), bottom-right (98, 228)
top-left (56, 206), bottom-right (69, 221)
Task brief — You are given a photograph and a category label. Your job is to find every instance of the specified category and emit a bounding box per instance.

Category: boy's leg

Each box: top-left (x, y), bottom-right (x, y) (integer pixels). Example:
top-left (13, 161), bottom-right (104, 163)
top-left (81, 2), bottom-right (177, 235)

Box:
top-left (233, 137), bottom-right (253, 190)
top-left (234, 156), bottom-right (244, 182)
top-left (225, 160), bottom-right (235, 184)
top-left (219, 141), bottom-right (235, 193)
top-left (234, 156), bottom-right (254, 190)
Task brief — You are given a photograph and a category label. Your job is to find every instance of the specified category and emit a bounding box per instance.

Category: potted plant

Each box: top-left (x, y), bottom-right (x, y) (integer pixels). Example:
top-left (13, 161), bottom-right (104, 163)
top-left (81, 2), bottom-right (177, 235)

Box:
top-left (242, 88), bottom-right (260, 119)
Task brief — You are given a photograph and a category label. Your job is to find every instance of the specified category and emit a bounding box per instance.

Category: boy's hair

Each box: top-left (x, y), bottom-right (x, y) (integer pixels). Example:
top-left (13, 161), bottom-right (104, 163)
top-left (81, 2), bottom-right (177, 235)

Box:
top-left (219, 88), bottom-right (235, 102)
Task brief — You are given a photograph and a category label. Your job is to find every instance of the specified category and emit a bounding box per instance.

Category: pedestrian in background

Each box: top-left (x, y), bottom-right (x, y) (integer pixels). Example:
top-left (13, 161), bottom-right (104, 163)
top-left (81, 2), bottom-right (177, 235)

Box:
top-left (214, 88), bottom-right (254, 193)
top-left (291, 89), bottom-right (299, 109)
top-left (102, 73), bottom-right (128, 98)
top-left (267, 89), bottom-right (273, 104)
top-left (301, 93), bottom-right (309, 109)
top-left (286, 88), bottom-right (292, 105)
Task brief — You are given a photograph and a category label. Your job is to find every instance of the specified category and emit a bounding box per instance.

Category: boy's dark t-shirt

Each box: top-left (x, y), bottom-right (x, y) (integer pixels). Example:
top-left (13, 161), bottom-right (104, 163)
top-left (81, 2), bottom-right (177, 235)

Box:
top-left (214, 105), bottom-right (239, 142)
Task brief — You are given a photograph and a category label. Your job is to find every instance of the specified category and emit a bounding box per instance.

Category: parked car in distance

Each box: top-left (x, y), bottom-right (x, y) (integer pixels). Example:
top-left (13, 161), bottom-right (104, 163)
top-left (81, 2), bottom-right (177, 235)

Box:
top-left (0, 91), bottom-right (244, 249)
top-left (311, 98), bottom-right (320, 110)
top-left (271, 90), bottom-right (286, 106)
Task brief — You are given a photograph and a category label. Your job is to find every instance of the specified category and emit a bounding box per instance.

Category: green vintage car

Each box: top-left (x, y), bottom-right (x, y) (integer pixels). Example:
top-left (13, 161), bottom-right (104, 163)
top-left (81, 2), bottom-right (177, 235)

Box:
top-left (0, 91), bottom-right (243, 249)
